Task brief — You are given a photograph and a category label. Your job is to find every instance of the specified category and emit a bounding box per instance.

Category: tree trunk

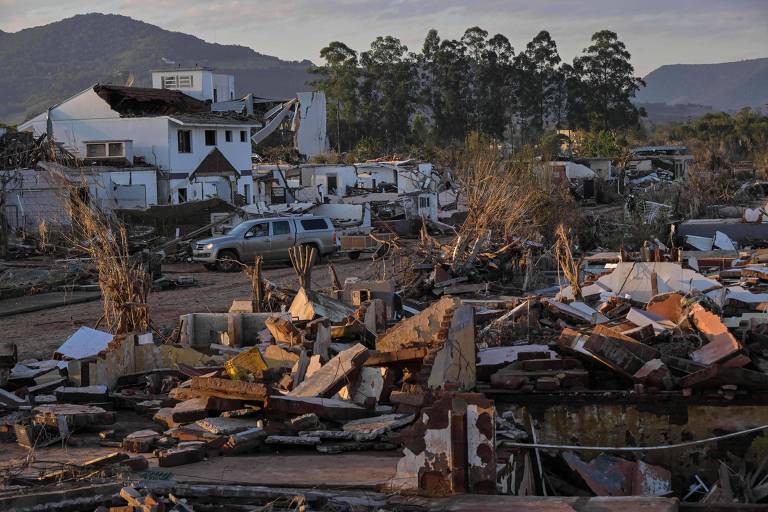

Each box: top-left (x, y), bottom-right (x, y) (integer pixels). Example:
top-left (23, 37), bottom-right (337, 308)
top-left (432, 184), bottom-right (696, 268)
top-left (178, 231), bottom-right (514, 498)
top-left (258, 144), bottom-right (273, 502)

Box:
top-left (0, 210), bottom-right (7, 259)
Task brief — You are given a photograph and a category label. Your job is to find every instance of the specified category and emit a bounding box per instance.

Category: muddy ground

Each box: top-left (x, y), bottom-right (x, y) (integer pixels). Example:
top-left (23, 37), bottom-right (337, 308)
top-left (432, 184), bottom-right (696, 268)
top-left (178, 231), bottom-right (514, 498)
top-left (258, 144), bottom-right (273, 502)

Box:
top-left (0, 254), bottom-right (387, 361)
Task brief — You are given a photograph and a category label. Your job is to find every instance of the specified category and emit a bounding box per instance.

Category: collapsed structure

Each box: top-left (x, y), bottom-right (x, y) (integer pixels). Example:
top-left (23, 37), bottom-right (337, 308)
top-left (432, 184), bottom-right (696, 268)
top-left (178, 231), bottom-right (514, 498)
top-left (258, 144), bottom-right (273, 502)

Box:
top-left (5, 218), bottom-right (768, 510)
top-left (3, 60), bottom-right (768, 512)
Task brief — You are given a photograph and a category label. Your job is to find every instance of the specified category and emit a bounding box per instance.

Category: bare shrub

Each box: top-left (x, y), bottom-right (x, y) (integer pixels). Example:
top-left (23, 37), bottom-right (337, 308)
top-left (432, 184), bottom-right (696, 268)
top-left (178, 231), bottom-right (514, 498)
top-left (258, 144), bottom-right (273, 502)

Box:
top-left (446, 138), bottom-right (546, 268)
top-left (48, 168), bottom-right (151, 334)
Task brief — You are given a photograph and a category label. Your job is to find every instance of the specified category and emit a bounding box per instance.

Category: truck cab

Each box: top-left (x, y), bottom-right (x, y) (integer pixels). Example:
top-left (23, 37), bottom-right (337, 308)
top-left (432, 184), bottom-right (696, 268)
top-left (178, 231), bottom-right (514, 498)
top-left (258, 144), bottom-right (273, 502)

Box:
top-left (192, 216), bottom-right (337, 271)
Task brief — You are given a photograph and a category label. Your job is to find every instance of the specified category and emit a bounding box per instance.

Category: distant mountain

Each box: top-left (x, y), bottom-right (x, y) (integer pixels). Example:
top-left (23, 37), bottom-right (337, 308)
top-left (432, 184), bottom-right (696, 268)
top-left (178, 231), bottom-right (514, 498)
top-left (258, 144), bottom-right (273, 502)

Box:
top-left (0, 13), bottom-right (315, 124)
top-left (636, 58), bottom-right (768, 113)
top-left (635, 102), bottom-right (714, 124)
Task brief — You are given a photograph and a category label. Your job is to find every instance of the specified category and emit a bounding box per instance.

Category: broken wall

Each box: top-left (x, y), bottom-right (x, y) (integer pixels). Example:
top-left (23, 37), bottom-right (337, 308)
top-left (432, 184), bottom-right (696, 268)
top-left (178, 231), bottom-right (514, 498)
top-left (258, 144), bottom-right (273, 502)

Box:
top-left (427, 304), bottom-right (476, 391)
top-left (377, 297), bottom-right (458, 352)
top-left (342, 279), bottom-right (396, 318)
top-left (179, 313), bottom-right (277, 349)
top-left (388, 394), bottom-right (495, 496)
top-left (295, 91), bottom-right (328, 158)
top-left (499, 397), bottom-right (768, 493)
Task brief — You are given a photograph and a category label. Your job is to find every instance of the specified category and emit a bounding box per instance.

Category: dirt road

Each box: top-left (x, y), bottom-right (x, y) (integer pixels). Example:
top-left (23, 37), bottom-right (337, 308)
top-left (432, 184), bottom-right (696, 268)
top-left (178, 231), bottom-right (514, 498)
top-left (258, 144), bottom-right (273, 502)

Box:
top-left (1, 255), bottom-right (384, 361)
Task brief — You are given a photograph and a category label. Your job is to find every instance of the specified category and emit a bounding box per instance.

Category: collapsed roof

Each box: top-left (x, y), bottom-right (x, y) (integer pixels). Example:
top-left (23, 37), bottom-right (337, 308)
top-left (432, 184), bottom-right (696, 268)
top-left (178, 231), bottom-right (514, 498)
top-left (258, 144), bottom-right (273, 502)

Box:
top-left (93, 84), bottom-right (210, 116)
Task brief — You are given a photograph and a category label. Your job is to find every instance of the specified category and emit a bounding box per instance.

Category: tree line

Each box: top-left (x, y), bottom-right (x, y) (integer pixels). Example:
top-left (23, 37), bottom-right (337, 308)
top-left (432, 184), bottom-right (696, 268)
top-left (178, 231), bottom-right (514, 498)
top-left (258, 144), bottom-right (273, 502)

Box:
top-left (663, 108), bottom-right (768, 171)
top-left (310, 28), bottom-right (645, 154)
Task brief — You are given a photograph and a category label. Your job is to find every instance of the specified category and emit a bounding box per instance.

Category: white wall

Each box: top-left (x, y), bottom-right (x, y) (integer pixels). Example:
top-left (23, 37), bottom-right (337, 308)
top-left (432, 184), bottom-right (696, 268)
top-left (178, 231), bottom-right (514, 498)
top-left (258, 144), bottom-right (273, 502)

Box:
top-left (213, 74), bottom-right (235, 102)
top-left (20, 88), bottom-right (119, 136)
top-left (296, 91), bottom-right (328, 157)
top-left (2, 169), bottom-right (66, 231)
top-left (151, 70), bottom-right (234, 102)
top-left (101, 170), bottom-right (159, 207)
top-left (358, 167), bottom-right (397, 189)
top-left (151, 70), bottom-right (208, 100)
top-left (170, 175), bottom-right (253, 204)
top-left (169, 125), bottom-right (253, 173)
top-left (303, 165), bottom-right (358, 198)
top-left (396, 163), bottom-right (436, 193)
top-left (19, 89), bottom-right (172, 169)
top-left (2, 168), bottom-right (162, 231)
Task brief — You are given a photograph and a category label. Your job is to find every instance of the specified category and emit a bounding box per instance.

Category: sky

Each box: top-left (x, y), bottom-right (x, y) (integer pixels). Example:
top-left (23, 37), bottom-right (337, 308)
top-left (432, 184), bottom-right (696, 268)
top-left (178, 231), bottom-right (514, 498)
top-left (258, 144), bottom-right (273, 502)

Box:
top-left (1, 0), bottom-right (766, 76)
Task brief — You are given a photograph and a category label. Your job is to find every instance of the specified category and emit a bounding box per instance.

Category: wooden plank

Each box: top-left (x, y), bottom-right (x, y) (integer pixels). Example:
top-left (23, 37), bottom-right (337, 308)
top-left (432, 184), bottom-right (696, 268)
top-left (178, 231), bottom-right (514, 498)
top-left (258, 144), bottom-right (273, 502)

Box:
top-left (183, 377), bottom-right (269, 401)
top-left (288, 344), bottom-right (368, 398)
top-left (266, 395), bottom-right (370, 420)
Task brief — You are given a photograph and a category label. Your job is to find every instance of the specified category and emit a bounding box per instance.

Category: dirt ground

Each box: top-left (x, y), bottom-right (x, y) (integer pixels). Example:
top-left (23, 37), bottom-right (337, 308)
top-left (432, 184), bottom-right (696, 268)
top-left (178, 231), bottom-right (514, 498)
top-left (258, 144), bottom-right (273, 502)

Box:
top-left (0, 254), bottom-right (388, 361)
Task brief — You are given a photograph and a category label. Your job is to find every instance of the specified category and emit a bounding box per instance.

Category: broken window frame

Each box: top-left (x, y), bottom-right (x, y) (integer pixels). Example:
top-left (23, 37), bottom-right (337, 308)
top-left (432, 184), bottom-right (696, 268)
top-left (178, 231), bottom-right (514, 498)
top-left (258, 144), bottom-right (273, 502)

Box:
top-left (85, 143), bottom-right (107, 158)
top-left (161, 75), bottom-right (177, 89)
top-left (177, 75), bottom-right (193, 88)
top-left (177, 130), bottom-right (192, 153)
top-left (161, 75), bottom-right (193, 89)
top-left (107, 142), bottom-right (124, 157)
top-left (327, 174), bottom-right (338, 195)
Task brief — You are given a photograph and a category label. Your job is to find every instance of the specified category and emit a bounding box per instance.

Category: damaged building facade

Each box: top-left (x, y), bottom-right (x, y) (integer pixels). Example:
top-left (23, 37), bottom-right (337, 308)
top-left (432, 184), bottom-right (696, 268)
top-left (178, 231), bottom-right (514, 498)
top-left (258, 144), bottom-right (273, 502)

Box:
top-left (12, 67), bottom-right (329, 213)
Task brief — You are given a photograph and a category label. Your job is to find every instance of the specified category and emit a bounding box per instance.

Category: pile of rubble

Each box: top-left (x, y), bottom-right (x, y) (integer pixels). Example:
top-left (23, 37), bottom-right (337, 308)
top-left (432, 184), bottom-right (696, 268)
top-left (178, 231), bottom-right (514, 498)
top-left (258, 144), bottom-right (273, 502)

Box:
top-left (400, 232), bottom-right (542, 301)
top-left (7, 244), bottom-right (768, 509)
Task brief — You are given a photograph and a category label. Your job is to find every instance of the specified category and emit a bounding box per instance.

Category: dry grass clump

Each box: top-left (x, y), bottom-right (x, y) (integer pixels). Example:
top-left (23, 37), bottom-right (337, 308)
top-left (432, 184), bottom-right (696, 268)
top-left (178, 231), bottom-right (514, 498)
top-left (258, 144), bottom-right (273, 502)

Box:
top-left (446, 139), bottom-right (544, 269)
top-left (554, 224), bottom-right (582, 299)
top-left (49, 169), bottom-right (151, 334)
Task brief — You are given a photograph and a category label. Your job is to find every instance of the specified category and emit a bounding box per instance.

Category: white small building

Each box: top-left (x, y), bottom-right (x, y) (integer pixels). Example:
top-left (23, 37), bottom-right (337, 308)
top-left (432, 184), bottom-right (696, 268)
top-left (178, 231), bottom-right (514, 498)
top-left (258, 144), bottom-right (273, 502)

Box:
top-left (18, 84), bottom-right (260, 205)
top-left (248, 161), bottom-right (440, 223)
top-left (216, 92), bottom-right (329, 159)
top-left (250, 161), bottom-right (441, 206)
top-left (252, 164), bottom-right (359, 203)
top-left (579, 157), bottom-right (615, 180)
top-left (356, 161), bottom-right (437, 194)
top-left (151, 66), bottom-right (235, 103)
top-left (294, 164), bottom-right (359, 199)
top-left (1, 164), bottom-right (163, 232)
top-left (630, 146), bottom-right (694, 180)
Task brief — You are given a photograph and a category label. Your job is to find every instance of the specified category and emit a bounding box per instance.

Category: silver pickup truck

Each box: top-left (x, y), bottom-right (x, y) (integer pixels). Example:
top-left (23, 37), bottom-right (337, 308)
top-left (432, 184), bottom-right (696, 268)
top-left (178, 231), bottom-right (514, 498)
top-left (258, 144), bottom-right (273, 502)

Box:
top-left (192, 216), bottom-right (337, 271)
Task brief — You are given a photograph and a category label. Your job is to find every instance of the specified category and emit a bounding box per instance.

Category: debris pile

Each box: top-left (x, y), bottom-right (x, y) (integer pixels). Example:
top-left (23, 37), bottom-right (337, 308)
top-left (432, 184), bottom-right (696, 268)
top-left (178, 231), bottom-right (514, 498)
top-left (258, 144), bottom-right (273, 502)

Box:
top-left (7, 231), bottom-right (768, 508)
top-left (399, 229), bottom-right (542, 301)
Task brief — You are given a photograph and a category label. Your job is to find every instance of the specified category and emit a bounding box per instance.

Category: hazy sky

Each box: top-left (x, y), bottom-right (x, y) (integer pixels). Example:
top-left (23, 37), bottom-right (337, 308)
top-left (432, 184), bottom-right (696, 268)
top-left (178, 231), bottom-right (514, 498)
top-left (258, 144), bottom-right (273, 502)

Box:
top-left (1, 0), bottom-right (766, 75)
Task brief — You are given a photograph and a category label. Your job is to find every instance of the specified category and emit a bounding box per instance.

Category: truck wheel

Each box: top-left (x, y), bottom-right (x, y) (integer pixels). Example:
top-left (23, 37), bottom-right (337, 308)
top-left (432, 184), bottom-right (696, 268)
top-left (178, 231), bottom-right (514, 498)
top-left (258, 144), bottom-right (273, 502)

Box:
top-left (348, 251), bottom-right (361, 260)
top-left (216, 250), bottom-right (240, 272)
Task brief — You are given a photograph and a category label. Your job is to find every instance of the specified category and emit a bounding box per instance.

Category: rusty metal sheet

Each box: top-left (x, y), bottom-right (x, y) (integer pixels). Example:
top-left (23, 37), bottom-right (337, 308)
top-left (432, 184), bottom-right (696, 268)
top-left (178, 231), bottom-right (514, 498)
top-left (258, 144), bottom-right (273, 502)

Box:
top-left (563, 452), bottom-right (671, 497)
top-left (563, 452), bottom-right (635, 496)
top-left (633, 461), bottom-right (672, 497)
